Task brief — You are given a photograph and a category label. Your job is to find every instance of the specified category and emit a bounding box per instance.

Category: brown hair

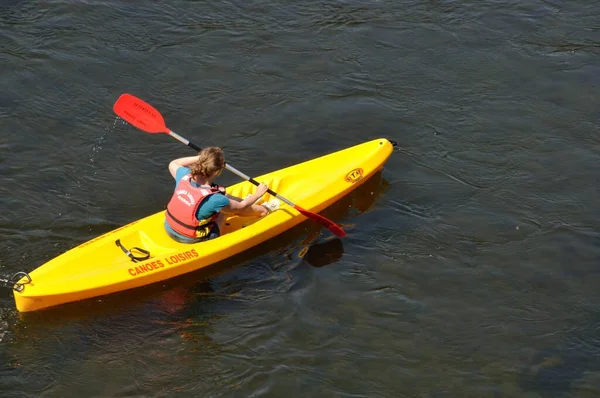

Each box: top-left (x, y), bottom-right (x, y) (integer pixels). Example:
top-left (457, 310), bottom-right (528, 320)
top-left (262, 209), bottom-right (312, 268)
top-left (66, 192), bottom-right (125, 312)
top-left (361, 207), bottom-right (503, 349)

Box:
top-left (189, 147), bottom-right (225, 178)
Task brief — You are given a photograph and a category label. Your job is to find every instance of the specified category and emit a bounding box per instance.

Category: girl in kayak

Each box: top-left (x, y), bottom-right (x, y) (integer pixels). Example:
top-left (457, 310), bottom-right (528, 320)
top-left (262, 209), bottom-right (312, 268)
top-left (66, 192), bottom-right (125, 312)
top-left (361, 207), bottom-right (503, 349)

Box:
top-left (164, 147), bottom-right (277, 243)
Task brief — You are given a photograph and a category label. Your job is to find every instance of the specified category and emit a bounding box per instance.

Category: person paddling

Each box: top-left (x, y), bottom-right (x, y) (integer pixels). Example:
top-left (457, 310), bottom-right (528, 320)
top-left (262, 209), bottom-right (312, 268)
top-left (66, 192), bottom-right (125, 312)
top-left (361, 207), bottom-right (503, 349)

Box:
top-left (164, 147), bottom-right (278, 243)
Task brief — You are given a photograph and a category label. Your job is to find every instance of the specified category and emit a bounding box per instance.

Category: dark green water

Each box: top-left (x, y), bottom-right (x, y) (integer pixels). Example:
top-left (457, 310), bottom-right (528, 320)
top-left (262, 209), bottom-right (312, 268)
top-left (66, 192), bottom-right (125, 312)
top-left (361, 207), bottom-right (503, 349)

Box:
top-left (1, 1), bottom-right (599, 397)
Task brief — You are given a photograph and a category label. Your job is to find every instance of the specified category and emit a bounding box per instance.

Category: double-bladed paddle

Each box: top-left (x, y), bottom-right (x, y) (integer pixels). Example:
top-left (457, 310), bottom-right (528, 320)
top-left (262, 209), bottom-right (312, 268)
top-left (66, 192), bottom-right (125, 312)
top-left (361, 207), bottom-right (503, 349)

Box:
top-left (113, 93), bottom-right (346, 238)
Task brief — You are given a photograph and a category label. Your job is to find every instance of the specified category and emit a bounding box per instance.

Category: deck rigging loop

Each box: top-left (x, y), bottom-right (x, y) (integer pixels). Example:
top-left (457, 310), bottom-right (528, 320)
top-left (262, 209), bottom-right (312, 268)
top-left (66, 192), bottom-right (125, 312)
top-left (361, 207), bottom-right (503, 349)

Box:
top-left (0, 271), bottom-right (32, 292)
top-left (115, 239), bottom-right (151, 263)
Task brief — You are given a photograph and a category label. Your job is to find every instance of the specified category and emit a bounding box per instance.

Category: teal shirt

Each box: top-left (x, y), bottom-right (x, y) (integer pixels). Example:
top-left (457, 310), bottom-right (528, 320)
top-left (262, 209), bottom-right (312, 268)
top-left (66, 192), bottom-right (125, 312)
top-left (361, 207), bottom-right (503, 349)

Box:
top-left (164, 167), bottom-right (230, 242)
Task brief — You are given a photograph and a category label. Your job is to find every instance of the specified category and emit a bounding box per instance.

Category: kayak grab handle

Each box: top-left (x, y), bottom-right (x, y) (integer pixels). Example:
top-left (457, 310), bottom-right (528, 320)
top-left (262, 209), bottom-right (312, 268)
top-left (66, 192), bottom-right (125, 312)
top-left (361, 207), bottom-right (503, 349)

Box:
top-left (0, 271), bottom-right (31, 292)
top-left (115, 239), bottom-right (151, 263)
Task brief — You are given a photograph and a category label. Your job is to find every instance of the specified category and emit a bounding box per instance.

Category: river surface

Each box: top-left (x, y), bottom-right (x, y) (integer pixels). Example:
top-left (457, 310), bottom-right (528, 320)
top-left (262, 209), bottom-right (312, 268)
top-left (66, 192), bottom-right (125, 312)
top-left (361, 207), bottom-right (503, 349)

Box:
top-left (1, 1), bottom-right (599, 397)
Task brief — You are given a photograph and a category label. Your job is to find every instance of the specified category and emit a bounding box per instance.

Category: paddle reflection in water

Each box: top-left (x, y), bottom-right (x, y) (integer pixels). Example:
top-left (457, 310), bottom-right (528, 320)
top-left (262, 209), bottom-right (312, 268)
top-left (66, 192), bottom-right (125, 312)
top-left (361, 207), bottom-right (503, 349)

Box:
top-left (297, 238), bottom-right (344, 268)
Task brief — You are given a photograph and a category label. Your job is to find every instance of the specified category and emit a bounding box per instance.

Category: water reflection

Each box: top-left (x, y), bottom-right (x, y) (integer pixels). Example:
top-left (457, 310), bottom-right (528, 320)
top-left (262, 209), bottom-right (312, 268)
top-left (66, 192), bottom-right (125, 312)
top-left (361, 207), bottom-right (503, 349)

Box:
top-left (300, 237), bottom-right (345, 268)
top-left (519, 337), bottom-right (600, 395)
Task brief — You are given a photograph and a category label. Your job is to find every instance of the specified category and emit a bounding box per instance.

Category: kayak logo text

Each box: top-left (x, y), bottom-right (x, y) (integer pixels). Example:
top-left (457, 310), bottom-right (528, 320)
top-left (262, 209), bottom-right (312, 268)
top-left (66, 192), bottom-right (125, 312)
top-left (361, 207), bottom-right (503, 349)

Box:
top-left (345, 168), bottom-right (364, 183)
top-left (128, 249), bottom-right (199, 276)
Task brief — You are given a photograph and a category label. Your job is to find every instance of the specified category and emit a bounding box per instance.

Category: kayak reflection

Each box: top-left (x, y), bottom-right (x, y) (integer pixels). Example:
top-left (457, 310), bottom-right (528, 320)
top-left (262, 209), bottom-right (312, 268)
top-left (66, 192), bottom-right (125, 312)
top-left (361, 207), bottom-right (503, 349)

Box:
top-left (299, 238), bottom-right (344, 268)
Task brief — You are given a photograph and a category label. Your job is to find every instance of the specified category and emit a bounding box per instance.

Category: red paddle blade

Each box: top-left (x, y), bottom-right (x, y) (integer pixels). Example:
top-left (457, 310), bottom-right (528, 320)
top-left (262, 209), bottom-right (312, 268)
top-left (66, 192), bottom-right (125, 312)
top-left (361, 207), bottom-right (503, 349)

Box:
top-left (113, 93), bottom-right (170, 134)
top-left (295, 205), bottom-right (346, 237)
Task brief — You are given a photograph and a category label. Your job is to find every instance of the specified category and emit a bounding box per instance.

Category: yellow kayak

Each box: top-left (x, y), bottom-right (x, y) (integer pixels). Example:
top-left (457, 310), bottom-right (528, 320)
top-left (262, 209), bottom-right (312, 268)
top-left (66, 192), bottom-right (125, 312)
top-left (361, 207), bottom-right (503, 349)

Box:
top-left (13, 138), bottom-right (394, 312)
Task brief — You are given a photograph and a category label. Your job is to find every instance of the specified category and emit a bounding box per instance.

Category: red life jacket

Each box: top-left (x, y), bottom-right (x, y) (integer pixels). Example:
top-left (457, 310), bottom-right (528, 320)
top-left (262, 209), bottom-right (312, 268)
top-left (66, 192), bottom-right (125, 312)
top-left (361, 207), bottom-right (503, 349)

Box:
top-left (165, 174), bottom-right (225, 238)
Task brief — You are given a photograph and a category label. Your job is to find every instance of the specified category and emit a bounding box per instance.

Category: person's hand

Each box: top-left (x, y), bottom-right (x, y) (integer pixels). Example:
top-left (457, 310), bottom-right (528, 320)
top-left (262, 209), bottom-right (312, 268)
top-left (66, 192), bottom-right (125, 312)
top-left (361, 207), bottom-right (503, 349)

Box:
top-left (238, 183), bottom-right (269, 208)
top-left (256, 183), bottom-right (268, 197)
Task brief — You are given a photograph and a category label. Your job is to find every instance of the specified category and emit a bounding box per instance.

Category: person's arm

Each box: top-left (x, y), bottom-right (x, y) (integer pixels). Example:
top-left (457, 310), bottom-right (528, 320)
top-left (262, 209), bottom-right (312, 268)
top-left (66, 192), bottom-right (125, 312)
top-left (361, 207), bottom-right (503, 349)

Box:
top-left (221, 183), bottom-right (268, 215)
top-left (231, 203), bottom-right (268, 217)
top-left (225, 193), bottom-right (244, 202)
top-left (169, 155), bottom-right (200, 178)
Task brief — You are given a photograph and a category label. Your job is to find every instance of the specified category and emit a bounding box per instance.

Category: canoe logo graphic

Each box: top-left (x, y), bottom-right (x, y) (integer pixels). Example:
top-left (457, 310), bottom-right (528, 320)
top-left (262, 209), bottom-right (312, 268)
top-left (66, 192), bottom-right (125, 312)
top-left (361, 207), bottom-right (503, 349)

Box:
top-left (345, 168), bottom-right (363, 183)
